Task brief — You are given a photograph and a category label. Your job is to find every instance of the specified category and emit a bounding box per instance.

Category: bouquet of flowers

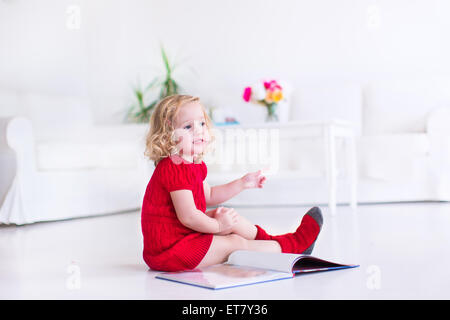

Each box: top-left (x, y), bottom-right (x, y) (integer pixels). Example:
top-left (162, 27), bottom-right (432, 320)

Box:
top-left (242, 80), bottom-right (285, 121)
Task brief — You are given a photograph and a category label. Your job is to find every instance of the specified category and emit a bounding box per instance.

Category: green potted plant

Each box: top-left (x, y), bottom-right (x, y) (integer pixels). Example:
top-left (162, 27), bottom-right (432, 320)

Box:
top-left (126, 46), bottom-right (180, 123)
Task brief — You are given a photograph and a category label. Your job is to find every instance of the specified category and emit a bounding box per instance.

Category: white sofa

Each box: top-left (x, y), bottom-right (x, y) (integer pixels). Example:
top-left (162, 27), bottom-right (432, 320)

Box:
top-left (0, 91), bottom-right (149, 224)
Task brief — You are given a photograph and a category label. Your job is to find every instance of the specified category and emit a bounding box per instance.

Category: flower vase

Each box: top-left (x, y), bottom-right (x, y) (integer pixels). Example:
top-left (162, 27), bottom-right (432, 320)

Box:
top-left (265, 103), bottom-right (279, 122)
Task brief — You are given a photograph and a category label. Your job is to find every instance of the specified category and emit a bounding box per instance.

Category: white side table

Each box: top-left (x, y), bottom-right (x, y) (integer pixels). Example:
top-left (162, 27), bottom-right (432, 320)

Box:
top-left (322, 120), bottom-right (358, 215)
top-left (214, 119), bottom-right (358, 215)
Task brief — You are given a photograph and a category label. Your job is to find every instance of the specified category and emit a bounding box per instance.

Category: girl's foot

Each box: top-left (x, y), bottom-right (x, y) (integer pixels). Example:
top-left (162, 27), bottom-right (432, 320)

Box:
top-left (255, 207), bottom-right (323, 254)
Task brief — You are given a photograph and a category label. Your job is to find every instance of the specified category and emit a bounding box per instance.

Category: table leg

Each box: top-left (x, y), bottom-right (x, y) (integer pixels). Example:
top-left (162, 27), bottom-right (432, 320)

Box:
top-left (347, 134), bottom-right (358, 210)
top-left (324, 125), bottom-right (337, 215)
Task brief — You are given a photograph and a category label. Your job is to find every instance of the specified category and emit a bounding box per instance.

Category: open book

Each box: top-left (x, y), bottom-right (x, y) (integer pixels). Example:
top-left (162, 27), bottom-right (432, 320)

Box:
top-left (155, 250), bottom-right (359, 290)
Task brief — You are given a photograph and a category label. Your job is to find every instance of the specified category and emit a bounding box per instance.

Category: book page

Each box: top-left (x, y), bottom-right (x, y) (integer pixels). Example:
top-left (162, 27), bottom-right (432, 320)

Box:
top-left (156, 264), bottom-right (293, 290)
top-left (227, 250), bottom-right (303, 273)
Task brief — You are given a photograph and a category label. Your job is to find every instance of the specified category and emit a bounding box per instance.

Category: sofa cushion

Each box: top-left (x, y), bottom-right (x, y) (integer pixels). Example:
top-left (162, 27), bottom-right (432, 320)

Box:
top-left (427, 107), bottom-right (450, 136)
top-left (34, 124), bottom-right (148, 170)
top-left (426, 107), bottom-right (450, 175)
top-left (358, 133), bottom-right (429, 181)
top-left (22, 92), bottom-right (94, 142)
top-left (364, 78), bottom-right (450, 135)
top-left (36, 140), bottom-right (142, 170)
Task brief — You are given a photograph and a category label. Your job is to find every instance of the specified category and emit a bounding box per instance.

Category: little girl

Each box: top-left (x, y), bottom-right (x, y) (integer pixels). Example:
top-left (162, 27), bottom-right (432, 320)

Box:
top-left (141, 94), bottom-right (323, 272)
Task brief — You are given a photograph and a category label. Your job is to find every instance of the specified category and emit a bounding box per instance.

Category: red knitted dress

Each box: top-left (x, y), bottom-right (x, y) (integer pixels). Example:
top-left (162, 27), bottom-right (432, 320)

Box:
top-left (141, 154), bottom-right (213, 272)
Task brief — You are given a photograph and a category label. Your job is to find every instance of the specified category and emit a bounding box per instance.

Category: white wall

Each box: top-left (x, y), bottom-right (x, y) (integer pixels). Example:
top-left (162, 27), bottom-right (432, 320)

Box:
top-left (1, 0), bottom-right (450, 124)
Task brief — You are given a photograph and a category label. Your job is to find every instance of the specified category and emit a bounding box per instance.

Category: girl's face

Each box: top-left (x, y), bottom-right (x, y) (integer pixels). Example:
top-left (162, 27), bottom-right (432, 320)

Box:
top-left (172, 101), bottom-right (210, 159)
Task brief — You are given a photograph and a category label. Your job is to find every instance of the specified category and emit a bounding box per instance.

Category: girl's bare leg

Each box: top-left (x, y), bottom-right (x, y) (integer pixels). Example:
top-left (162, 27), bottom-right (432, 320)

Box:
top-left (216, 212), bottom-right (258, 240)
top-left (231, 213), bottom-right (258, 239)
top-left (197, 234), bottom-right (281, 268)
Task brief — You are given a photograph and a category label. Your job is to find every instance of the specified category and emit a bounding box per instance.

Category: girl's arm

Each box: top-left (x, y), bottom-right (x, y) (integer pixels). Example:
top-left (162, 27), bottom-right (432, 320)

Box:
top-left (170, 190), bottom-right (236, 234)
top-left (204, 170), bottom-right (267, 207)
top-left (204, 180), bottom-right (244, 207)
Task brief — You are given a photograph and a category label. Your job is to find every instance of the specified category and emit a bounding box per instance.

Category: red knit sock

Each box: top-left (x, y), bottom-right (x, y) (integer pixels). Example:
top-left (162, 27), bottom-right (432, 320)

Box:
top-left (255, 224), bottom-right (273, 241)
top-left (255, 207), bottom-right (323, 254)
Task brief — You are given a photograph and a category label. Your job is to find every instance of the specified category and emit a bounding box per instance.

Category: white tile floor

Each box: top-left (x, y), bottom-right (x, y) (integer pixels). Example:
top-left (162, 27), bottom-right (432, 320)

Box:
top-left (1, 202), bottom-right (449, 299)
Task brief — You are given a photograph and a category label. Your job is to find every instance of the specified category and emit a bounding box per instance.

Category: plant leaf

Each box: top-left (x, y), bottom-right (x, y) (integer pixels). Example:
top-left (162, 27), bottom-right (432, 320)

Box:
top-left (145, 100), bottom-right (158, 110)
top-left (161, 46), bottom-right (172, 76)
top-left (144, 77), bottom-right (161, 92)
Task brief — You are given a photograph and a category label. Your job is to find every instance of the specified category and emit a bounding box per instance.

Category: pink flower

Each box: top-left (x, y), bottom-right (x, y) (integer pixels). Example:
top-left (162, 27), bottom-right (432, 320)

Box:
top-left (243, 86), bottom-right (252, 102)
top-left (264, 80), bottom-right (282, 92)
top-left (270, 84), bottom-right (282, 92)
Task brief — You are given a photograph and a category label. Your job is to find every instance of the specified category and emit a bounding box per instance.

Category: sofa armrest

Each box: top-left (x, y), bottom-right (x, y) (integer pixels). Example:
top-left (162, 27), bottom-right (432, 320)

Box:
top-left (0, 117), bottom-right (36, 173)
top-left (426, 107), bottom-right (450, 161)
top-left (427, 107), bottom-right (450, 136)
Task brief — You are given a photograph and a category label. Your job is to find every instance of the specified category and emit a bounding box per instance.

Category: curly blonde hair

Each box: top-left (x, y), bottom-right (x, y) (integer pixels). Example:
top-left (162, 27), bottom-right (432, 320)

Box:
top-left (144, 94), bottom-right (215, 166)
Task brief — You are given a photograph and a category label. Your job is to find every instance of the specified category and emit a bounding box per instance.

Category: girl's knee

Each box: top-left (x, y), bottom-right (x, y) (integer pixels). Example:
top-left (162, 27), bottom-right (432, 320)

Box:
top-left (227, 234), bottom-right (248, 251)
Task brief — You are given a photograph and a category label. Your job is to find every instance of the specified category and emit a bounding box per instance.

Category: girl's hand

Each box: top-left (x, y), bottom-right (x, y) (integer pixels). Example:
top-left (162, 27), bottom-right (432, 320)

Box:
top-left (241, 170), bottom-right (266, 189)
top-left (214, 206), bottom-right (238, 233)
